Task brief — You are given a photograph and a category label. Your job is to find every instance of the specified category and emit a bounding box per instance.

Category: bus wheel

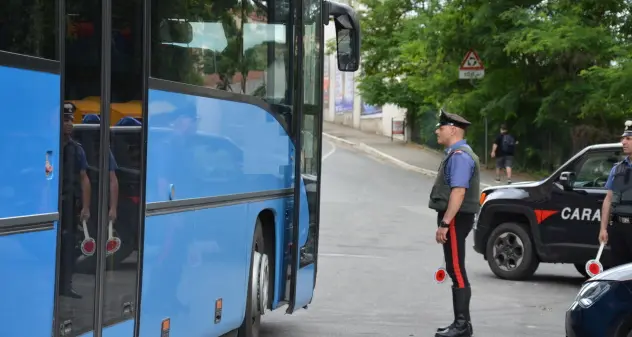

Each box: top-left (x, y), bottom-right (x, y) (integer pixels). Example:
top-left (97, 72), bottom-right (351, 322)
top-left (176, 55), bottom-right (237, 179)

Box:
top-left (238, 219), bottom-right (269, 337)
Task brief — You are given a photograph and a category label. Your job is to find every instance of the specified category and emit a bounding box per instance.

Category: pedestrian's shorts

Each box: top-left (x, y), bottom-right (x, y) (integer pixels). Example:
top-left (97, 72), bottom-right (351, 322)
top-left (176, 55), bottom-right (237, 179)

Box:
top-left (496, 156), bottom-right (513, 169)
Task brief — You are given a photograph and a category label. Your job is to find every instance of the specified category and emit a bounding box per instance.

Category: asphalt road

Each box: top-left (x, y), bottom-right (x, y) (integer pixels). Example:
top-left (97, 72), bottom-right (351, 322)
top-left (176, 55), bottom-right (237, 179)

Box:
top-left (260, 139), bottom-right (585, 337)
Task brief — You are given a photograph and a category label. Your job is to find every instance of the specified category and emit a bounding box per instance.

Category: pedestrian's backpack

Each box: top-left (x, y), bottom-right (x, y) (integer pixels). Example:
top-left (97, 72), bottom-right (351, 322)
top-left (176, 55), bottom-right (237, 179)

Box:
top-left (501, 134), bottom-right (515, 153)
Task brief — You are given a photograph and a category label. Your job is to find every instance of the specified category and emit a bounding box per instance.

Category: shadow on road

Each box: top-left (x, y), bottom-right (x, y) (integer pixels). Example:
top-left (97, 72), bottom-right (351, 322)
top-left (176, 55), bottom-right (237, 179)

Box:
top-left (260, 321), bottom-right (291, 337)
top-left (477, 272), bottom-right (586, 287)
top-left (527, 274), bottom-right (586, 287)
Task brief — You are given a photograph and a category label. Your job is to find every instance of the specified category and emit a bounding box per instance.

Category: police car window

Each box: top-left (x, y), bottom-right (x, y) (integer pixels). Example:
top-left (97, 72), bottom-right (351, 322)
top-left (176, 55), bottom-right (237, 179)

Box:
top-left (573, 152), bottom-right (621, 188)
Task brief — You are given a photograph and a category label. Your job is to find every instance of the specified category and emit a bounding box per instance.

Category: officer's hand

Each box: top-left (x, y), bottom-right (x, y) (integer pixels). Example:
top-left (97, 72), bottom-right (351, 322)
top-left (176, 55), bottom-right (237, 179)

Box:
top-left (109, 208), bottom-right (117, 222)
top-left (490, 152), bottom-right (495, 158)
top-left (436, 227), bottom-right (449, 244)
top-left (599, 229), bottom-right (608, 244)
top-left (80, 208), bottom-right (90, 222)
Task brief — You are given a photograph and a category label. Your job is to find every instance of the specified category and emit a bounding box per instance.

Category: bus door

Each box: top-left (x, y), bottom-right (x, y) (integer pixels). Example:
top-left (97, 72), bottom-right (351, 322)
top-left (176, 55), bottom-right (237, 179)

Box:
top-left (55, 0), bottom-right (144, 336)
top-left (0, 1), bottom-right (62, 336)
top-left (286, 0), bottom-right (361, 314)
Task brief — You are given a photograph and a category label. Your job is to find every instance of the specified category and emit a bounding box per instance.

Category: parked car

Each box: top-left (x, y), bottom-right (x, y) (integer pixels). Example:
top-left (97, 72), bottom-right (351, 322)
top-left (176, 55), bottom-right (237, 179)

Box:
top-left (566, 262), bottom-right (632, 337)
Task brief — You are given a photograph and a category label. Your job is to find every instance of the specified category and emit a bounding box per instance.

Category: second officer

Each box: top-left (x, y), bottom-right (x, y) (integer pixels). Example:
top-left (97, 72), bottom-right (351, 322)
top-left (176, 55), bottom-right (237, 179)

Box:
top-left (600, 120), bottom-right (632, 268)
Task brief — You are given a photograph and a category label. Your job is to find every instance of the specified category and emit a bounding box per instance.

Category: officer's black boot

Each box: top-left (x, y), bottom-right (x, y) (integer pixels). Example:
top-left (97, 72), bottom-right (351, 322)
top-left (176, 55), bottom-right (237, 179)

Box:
top-left (436, 287), bottom-right (458, 332)
top-left (59, 230), bottom-right (82, 299)
top-left (435, 287), bottom-right (472, 337)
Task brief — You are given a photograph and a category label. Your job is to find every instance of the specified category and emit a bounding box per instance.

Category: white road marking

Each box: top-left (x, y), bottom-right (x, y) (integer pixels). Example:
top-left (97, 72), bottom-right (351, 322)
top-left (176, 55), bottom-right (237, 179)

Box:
top-left (319, 253), bottom-right (386, 259)
top-left (322, 140), bottom-right (336, 161)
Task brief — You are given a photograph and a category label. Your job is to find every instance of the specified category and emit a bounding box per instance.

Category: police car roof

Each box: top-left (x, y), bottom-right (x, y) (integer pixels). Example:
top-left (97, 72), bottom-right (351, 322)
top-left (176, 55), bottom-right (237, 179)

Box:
top-left (585, 143), bottom-right (621, 150)
top-left (480, 142), bottom-right (623, 193)
top-left (545, 142), bottom-right (621, 182)
top-left (564, 143), bottom-right (621, 166)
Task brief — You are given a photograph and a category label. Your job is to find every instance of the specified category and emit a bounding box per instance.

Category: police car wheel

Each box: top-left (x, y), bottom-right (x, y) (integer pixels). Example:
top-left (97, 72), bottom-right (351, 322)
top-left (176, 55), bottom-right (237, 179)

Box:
top-left (486, 222), bottom-right (539, 280)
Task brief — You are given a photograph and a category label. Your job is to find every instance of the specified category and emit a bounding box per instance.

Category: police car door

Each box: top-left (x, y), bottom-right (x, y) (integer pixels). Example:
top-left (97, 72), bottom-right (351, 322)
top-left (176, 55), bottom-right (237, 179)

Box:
top-left (550, 149), bottom-right (621, 254)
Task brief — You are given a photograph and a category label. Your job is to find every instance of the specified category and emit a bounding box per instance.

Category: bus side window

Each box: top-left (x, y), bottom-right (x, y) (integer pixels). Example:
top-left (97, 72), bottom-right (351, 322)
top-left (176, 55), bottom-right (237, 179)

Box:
top-left (150, 0), bottom-right (292, 105)
top-left (0, 0), bottom-right (57, 60)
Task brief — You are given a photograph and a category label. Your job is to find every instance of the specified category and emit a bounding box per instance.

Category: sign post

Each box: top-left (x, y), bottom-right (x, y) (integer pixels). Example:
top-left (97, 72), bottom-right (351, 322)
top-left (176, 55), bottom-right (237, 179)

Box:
top-left (459, 49), bottom-right (485, 80)
top-left (459, 49), bottom-right (486, 162)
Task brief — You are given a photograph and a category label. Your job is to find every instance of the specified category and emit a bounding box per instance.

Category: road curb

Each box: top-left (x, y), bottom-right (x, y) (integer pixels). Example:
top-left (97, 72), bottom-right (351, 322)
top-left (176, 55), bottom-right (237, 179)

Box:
top-left (323, 132), bottom-right (492, 188)
top-left (322, 133), bottom-right (357, 147)
top-left (357, 143), bottom-right (439, 177)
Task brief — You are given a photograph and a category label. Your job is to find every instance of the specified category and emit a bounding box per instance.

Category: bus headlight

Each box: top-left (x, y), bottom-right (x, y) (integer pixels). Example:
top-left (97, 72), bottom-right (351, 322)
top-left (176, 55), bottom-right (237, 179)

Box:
top-left (575, 281), bottom-right (611, 308)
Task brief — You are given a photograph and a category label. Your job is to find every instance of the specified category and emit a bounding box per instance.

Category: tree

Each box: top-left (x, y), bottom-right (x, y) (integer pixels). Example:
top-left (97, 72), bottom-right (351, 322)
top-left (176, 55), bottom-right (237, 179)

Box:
top-left (358, 0), bottom-right (632, 173)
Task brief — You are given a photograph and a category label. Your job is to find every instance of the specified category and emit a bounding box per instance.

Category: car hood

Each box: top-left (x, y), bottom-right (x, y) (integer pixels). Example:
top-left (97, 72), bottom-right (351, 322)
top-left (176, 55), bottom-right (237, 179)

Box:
top-left (482, 180), bottom-right (541, 193)
top-left (590, 262), bottom-right (632, 282)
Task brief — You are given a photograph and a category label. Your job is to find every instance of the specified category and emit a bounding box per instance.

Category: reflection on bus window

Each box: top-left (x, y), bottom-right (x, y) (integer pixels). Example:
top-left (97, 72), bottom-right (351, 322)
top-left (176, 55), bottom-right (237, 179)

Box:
top-left (58, 0), bottom-right (144, 333)
top-left (151, 0), bottom-right (291, 105)
top-left (299, 0), bottom-right (323, 266)
top-left (0, 0), bottom-right (57, 60)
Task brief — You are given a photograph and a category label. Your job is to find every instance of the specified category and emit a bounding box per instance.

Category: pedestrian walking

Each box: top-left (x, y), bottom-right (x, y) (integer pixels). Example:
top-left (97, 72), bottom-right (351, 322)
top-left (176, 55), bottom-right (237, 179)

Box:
top-left (428, 109), bottom-right (480, 337)
top-left (600, 120), bottom-right (632, 268)
top-left (491, 124), bottom-right (517, 184)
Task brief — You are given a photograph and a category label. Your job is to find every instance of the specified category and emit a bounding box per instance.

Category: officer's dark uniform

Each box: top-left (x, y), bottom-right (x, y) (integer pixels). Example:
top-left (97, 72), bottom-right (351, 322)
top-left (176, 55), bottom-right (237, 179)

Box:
top-left (428, 110), bottom-right (480, 337)
top-left (60, 106), bottom-right (90, 299)
top-left (604, 121), bottom-right (632, 268)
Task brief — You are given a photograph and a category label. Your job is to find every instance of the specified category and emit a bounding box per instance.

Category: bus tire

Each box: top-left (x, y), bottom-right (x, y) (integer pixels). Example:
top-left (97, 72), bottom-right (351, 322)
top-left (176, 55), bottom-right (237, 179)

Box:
top-left (238, 218), bottom-right (268, 337)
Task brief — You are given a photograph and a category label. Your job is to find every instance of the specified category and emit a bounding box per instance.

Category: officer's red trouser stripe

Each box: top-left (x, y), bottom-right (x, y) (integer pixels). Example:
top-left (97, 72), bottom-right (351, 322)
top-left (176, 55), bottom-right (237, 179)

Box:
top-left (449, 218), bottom-right (466, 288)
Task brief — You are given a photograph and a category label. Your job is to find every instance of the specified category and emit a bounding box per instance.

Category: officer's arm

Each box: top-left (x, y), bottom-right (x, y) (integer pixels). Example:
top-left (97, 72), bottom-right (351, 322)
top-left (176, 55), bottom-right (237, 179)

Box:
top-left (601, 191), bottom-right (613, 232)
top-left (109, 150), bottom-right (119, 212)
top-left (77, 147), bottom-right (91, 210)
top-left (600, 166), bottom-right (616, 232)
top-left (442, 152), bottom-right (474, 224)
top-left (443, 188), bottom-right (466, 224)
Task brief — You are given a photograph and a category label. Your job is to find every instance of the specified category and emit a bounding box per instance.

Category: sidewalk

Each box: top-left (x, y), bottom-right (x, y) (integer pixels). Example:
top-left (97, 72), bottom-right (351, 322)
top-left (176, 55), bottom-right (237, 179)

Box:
top-left (322, 122), bottom-right (537, 188)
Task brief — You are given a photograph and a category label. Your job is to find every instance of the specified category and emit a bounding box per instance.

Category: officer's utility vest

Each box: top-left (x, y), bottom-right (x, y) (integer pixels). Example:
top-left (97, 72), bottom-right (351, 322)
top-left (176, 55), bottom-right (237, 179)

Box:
top-left (428, 145), bottom-right (481, 214)
top-left (611, 161), bottom-right (632, 216)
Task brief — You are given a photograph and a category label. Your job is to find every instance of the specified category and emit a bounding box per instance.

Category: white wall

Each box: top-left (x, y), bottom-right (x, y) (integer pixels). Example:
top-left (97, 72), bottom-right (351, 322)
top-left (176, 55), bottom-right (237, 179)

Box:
top-left (323, 25), bottom-right (407, 141)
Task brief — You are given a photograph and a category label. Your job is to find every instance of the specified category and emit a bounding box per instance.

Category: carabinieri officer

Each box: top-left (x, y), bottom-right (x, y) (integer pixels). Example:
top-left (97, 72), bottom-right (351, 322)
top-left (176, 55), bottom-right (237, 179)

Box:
top-left (429, 109), bottom-right (480, 337)
top-left (600, 120), bottom-right (632, 268)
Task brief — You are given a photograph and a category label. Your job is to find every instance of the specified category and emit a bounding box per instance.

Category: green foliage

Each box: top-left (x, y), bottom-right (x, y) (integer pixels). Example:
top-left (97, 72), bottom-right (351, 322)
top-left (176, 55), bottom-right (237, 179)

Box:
top-left (357, 0), bottom-right (632, 173)
top-left (154, 0), bottom-right (271, 93)
top-left (325, 37), bottom-right (337, 55)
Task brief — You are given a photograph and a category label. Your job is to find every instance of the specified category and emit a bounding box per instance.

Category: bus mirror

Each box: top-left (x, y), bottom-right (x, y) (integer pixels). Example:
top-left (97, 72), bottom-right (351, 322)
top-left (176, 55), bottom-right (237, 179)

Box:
top-left (159, 19), bottom-right (193, 44)
top-left (324, 1), bottom-right (360, 72)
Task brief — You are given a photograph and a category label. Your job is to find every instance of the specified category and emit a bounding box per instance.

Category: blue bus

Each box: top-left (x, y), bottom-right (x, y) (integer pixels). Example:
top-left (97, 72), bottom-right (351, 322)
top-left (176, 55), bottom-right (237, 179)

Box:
top-left (0, 0), bottom-right (359, 335)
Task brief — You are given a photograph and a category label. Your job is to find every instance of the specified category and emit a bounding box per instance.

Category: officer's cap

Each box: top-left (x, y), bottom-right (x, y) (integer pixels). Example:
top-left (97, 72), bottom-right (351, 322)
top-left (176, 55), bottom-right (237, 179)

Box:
top-left (63, 102), bottom-right (75, 120)
top-left (622, 120), bottom-right (632, 137)
top-left (435, 108), bottom-right (471, 129)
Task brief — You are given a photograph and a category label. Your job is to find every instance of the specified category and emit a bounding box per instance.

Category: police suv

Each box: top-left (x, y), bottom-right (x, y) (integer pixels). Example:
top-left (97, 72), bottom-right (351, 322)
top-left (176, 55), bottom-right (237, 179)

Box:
top-left (473, 143), bottom-right (622, 280)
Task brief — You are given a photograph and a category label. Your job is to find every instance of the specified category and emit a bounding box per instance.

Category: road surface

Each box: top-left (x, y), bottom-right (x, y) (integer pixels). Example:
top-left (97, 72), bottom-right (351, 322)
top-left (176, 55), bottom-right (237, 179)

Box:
top-left (260, 139), bottom-right (583, 337)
